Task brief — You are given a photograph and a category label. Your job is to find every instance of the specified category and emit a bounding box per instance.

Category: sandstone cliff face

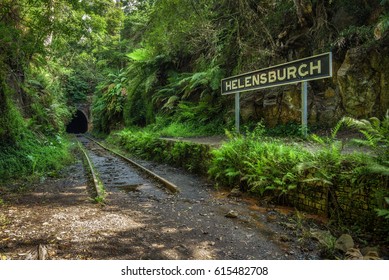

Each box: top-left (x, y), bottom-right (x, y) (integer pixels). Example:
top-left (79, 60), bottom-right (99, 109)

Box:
top-left (337, 48), bottom-right (389, 119)
top-left (234, 1), bottom-right (388, 128)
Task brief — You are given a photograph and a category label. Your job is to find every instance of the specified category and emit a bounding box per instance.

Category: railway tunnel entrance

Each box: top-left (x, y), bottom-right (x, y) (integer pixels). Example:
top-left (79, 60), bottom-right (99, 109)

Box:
top-left (66, 110), bottom-right (88, 134)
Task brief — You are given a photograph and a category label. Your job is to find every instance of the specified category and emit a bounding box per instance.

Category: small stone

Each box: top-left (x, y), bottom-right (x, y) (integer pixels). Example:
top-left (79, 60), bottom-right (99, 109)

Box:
top-left (363, 250), bottom-right (381, 260)
top-left (335, 234), bottom-right (354, 253)
top-left (310, 229), bottom-right (334, 247)
top-left (225, 210), bottom-right (238, 218)
top-left (361, 246), bottom-right (380, 257)
top-left (345, 248), bottom-right (363, 260)
top-left (279, 235), bottom-right (292, 242)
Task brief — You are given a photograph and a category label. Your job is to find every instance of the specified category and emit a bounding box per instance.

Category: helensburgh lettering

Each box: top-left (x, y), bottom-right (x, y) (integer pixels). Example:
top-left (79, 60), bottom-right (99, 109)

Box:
top-left (221, 52), bottom-right (332, 95)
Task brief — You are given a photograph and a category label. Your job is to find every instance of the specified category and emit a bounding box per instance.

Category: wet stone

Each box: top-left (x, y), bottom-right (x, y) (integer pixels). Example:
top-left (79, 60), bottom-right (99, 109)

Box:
top-left (335, 234), bottom-right (354, 253)
top-left (225, 210), bottom-right (239, 218)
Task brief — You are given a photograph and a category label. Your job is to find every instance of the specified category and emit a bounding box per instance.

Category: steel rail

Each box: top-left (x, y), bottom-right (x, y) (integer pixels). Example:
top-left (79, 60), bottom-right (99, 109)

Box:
top-left (77, 141), bottom-right (105, 199)
top-left (84, 136), bottom-right (180, 193)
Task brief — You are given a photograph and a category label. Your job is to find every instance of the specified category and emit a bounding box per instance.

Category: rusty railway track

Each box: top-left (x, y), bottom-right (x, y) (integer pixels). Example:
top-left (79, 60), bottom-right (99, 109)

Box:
top-left (76, 135), bottom-right (179, 201)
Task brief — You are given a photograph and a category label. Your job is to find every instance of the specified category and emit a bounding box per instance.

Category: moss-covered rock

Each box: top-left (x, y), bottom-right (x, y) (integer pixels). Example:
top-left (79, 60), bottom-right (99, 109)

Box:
top-left (337, 48), bottom-right (381, 118)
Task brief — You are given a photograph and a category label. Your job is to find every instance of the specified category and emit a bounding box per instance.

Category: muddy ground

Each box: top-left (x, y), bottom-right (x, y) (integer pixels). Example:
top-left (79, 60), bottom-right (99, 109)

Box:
top-left (0, 143), bottom-right (327, 260)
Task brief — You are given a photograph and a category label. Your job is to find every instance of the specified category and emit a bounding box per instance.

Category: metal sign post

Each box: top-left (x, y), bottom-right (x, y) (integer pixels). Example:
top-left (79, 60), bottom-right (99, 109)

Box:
top-left (235, 92), bottom-right (240, 134)
top-left (221, 52), bottom-right (332, 136)
top-left (301, 81), bottom-right (308, 137)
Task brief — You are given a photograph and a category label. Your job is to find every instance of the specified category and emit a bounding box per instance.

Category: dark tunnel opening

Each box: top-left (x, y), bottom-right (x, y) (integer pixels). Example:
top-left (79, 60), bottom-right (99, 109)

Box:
top-left (66, 110), bottom-right (88, 134)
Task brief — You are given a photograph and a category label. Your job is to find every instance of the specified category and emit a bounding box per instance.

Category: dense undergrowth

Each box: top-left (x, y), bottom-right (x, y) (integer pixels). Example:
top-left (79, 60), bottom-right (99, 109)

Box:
top-left (107, 114), bottom-right (389, 239)
top-left (0, 133), bottom-right (73, 182)
top-left (1, 0), bottom-right (388, 243)
top-left (107, 128), bottom-right (211, 174)
top-left (0, 71), bottom-right (73, 182)
top-left (91, 0), bottom-right (389, 135)
top-left (0, 57), bottom-right (73, 182)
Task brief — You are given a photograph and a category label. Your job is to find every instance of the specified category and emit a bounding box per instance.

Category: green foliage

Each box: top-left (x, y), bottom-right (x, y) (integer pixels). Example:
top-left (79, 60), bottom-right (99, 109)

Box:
top-left (244, 142), bottom-right (310, 196)
top-left (156, 120), bottom-right (224, 138)
top-left (339, 114), bottom-right (389, 220)
top-left (108, 114), bottom-right (388, 235)
top-left (120, 46), bottom-right (166, 128)
top-left (209, 116), bottom-right (388, 227)
top-left (334, 25), bottom-right (375, 49)
top-left (23, 61), bottom-right (72, 135)
top-left (92, 0), bottom-right (388, 136)
top-left (93, 69), bottom-right (129, 132)
top-left (108, 128), bottom-right (162, 160)
top-left (93, 195), bottom-right (105, 204)
top-left (377, 16), bottom-right (389, 38)
top-left (144, 0), bottom-right (214, 57)
top-left (165, 141), bottom-right (211, 173)
top-left (341, 113), bottom-right (389, 160)
top-left (266, 122), bottom-right (305, 138)
top-left (145, 65), bottom-right (225, 136)
top-left (151, 66), bottom-right (224, 122)
top-left (64, 52), bottom-right (100, 103)
top-left (155, 65), bottom-right (223, 105)
top-left (208, 128), bottom-right (312, 194)
top-left (127, 48), bottom-right (154, 62)
top-left (107, 128), bottom-right (211, 173)
top-left (376, 197), bottom-right (389, 219)
top-left (0, 89), bottom-right (26, 145)
top-left (0, 133), bottom-right (73, 181)
top-left (102, 1), bottom-right (226, 132)
top-left (101, 0), bottom-right (387, 137)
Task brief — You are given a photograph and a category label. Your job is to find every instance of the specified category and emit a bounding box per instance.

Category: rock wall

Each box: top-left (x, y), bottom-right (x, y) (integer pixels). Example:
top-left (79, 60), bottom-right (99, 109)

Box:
top-left (337, 48), bottom-right (389, 119)
top-left (284, 179), bottom-right (389, 234)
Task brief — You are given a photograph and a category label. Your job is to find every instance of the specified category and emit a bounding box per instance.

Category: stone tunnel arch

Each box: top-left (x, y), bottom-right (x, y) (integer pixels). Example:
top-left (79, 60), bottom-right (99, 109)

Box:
top-left (66, 109), bottom-right (89, 134)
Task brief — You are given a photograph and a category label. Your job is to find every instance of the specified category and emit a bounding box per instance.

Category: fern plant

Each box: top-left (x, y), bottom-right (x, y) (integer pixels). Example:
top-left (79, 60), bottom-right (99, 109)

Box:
top-left (244, 142), bottom-right (310, 196)
top-left (152, 65), bottom-right (222, 112)
top-left (341, 112), bottom-right (389, 160)
top-left (92, 69), bottom-right (129, 132)
top-left (376, 197), bottom-right (389, 219)
top-left (340, 113), bottom-right (389, 220)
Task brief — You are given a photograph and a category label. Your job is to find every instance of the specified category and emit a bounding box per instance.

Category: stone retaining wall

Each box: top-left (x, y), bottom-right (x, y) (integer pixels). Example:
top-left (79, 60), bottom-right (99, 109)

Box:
top-left (113, 135), bottom-right (388, 232)
top-left (159, 138), bottom-right (387, 231)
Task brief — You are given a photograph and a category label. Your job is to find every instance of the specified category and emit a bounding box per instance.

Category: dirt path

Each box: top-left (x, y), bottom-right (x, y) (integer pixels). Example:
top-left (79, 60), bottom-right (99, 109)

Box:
top-left (0, 146), bottom-right (323, 260)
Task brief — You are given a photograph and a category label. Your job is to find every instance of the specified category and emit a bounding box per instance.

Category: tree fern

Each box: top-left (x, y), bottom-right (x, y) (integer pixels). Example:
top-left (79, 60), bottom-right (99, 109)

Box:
top-left (92, 69), bottom-right (128, 132)
top-left (126, 48), bottom-right (154, 62)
